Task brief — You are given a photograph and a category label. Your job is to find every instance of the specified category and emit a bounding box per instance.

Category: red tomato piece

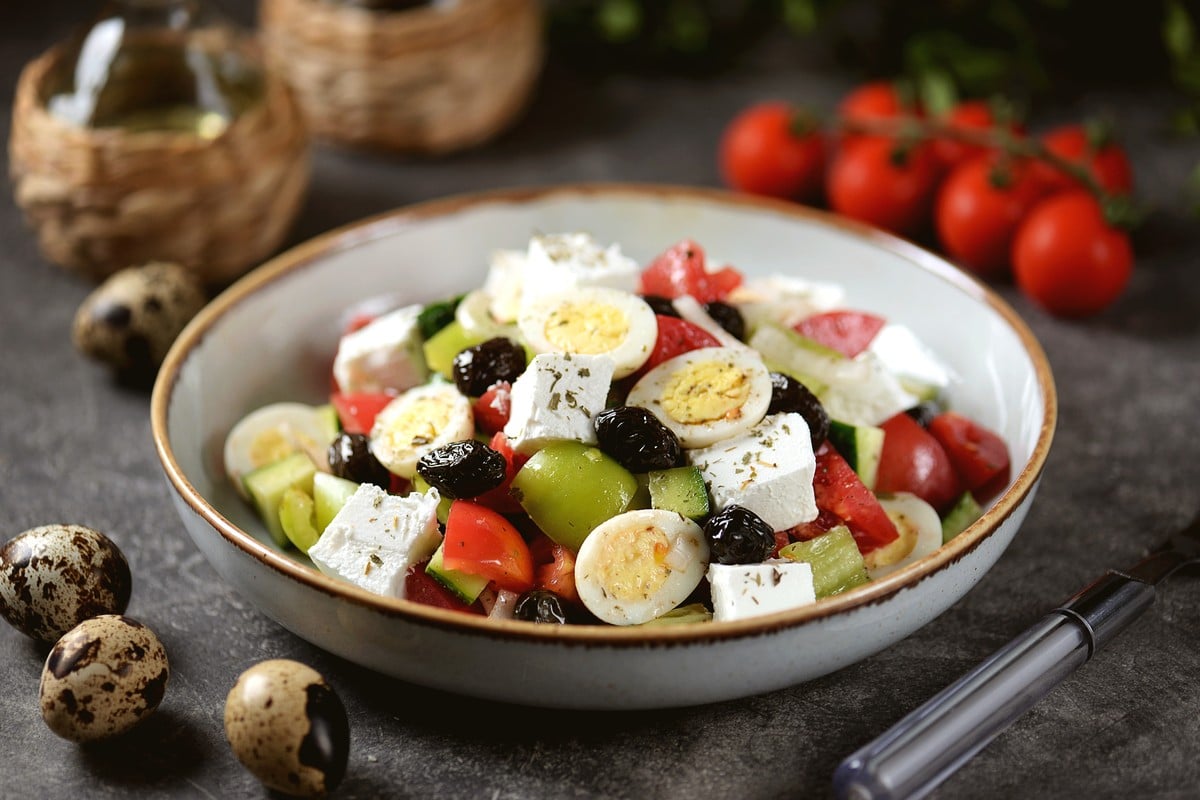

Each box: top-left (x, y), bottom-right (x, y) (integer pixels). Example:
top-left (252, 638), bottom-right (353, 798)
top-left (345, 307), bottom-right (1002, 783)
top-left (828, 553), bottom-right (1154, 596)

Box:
top-left (474, 431), bottom-right (528, 514)
top-left (473, 381), bottom-right (512, 435)
top-left (792, 310), bottom-right (886, 358)
top-left (838, 81), bottom-right (915, 146)
top-left (331, 392), bottom-right (394, 435)
top-left (530, 535), bottom-right (580, 604)
top-left (404, 562), bottom-right (483, 614)
top-left (639, 315), bottom-right (721, 376)
top-left (719, 101), bottom-right (827, 201)
top-left (442, 501), bottom-right (534, 593)
top-left (930, 101), bottom-right (1023, 173)
top-left (811, 443), bottom-right (899, 554)
top-left (826, 136), bottom-right (941, 236)
top-left (927, 412), bottom-right (1011, 493)
top-left (1012, 191), bottom-right (1134, 318)
top-left (786, 508), bottom-right (844, 543)
top-left (875, 413), bottom-right (962, 513)
top-left (639, 240), bottom-right (744, 303)
top-left (934, 155), bottom-right (1048, 278)
top-left (1033, 124), bottom-right (1134, 196)
top-left (343, 312), bottom-right (377, 335)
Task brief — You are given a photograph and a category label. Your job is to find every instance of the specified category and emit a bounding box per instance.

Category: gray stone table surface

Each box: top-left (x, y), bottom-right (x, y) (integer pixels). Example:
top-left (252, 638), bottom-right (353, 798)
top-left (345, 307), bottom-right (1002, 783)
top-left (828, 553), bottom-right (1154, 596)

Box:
top-left (3, 3), bottom-right (1200, 799)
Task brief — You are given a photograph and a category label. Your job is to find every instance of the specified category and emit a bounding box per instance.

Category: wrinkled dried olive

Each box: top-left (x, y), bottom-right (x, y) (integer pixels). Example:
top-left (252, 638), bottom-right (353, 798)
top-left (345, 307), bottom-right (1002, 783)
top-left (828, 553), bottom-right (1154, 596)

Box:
top-left (452, 337), bottom-right (526, 397)
top-left (702, 301), bottom-right (745, 341)
top-left (703, 505), bottom-right (776, 565)
top-left (514, 590), bottom-right (570, 624)
top-left (416, 440), bottom-right (506, 499)
top-left (593, 406), bottom-right (682, 472)
top-left (767, 373), bottom-right (829, 449)
top-left (640, 295), bottom-right (680, 318)
top-left (905, 401), bottom-right (942, 428)
top-left (328, 433), bottom-right (391, 488)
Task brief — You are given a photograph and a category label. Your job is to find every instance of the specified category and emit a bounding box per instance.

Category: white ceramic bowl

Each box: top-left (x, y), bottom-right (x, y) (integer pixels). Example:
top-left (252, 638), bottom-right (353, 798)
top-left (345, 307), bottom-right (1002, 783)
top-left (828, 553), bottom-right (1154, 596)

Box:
top-left (151, 185), bottom-right (1056, 709)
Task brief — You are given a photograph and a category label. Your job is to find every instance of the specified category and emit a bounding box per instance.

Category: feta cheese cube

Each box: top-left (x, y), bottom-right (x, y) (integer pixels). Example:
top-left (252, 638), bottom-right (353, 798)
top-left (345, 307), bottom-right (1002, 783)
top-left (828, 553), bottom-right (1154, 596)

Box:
top-left (520, 233), bottom-right (639, 306)
top-left (332, 304), bottom-right (428, 394)
top-left (483, 249), bottom-right (527, 324)
top-left (307, 483), bottom-right (441, 600)
top-left (503, 353), bottom-right (615, 454)
top-left (821, 352), bottom-right (919, 427)
top-left (867, 323), bottom-right (956, 395)
top-left (708, 560), bottom-right (817, 622)
top-left (688, 412), bottom-right (817, 531)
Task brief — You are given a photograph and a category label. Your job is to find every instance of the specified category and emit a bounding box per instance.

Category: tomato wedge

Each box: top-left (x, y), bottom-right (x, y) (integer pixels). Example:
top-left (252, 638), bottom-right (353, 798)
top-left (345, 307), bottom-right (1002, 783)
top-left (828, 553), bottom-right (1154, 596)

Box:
top-left (639, 239), bottom-right (743, 303)
top-left (792, 310), bottom-right (886, 358)
top-left (640, 315), bottom-right (721, 376)
top-left (811, 442), bottom-right (899, 554)
top-left (472, 381), bottom-right (512, 435)
top-left (404, 562), bottom-right (483, 614)
top-left (875, 412), bottom-right (962, 512)
top-left (927, 412), bottom-right (1011, 492)
top-left (331, 392), bottom-right (393, 435)
top-left (442, 501), bottom-right (534, 593)
top-left (529, 534), bottom-right (579, 604)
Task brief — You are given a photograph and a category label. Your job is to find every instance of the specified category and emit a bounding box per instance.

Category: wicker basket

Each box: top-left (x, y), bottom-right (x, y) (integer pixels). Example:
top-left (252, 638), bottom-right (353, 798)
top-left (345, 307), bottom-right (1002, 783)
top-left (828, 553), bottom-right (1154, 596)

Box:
top-left (9, 45), bottom-right (311, 285)
top-left (260, 0), bottom-right (543, 153)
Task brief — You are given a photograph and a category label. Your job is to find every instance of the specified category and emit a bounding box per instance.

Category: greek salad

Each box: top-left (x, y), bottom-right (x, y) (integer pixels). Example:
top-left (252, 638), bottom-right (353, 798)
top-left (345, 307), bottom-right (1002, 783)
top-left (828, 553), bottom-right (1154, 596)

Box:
top-left (223, 234), bottom-right (1011, 626)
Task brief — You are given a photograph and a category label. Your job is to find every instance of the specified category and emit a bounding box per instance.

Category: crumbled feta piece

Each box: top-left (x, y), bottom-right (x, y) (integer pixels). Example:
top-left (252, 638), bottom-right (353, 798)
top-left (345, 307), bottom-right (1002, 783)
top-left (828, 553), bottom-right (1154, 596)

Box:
top-left (867, 323), bottom-right (956, 395)
top-left (332, 304), bottom-right (428, 394)
top-left (821, 352), bottom-right (919, 427)
top-left (520, 233), bottom-right (639, 306)
top-left (307, 483), bottom-right (441, 599)
top-left (708, 560), bottom-right (817, 622)
top-left (483, 249), bottom-right (527, 324)
top-left (688, 412), bottom-right (817, 531)
top-left (503, 353), bottom-right (615, 454)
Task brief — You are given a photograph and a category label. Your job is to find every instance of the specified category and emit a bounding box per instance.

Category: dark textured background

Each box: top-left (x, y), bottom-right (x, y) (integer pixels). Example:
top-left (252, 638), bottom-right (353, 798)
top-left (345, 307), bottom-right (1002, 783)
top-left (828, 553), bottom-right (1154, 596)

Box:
top-left (3, 3), bottom-right (1200, 798)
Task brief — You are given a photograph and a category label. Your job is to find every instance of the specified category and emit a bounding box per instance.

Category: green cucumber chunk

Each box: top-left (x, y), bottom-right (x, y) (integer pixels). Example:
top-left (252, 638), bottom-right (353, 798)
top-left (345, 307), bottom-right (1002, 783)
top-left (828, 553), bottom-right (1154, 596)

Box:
top-left (641, 603), bottom-right (713, 626)
top-left (648, 466), bottom-right (710, 520)
top-left (313, 472), bottom-right (359, 532)
top-left (412, 475), bottom-right (454, 524)
top-left (826, 419), bottom-right (885, 490)
top-left (417, 294), bottom-right (466, 340)
top-left (763, 359), bottom-right (830, 398)
top-left (314, 403), bottom-right (341, 442)
top-left (629, 473), bottom-right (653, 511)
top-left (425, 541), bottom-right (489, 603)
top-left (779, 525), bottom-right (870, 598)
top-left (422, 321), bottom-right (489, 380)
top-left (278, 487), bottom-right (321, 553)
top-left (941, 491), bottom-right (983, 543)
top-left (510, 441), bottom-right (638, 552)
top-left (243, 452), bottom-right (317, 547)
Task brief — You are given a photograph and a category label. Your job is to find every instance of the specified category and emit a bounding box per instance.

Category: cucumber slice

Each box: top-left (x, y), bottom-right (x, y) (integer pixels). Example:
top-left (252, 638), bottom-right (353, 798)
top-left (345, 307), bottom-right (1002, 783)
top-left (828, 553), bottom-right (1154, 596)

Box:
top-left (826, 419), bottom-right (885, 490)
top-left (648, 466), bottom-right (710, 520)
top-left (425, 541), bottom-right (489, 604)
top-left (941, 491), bottom-right (983, 543)
top-left (313, 472), bottom-right (359, 532)
top-left (278, 488), bottom-right (321, 553)
top-left (762, 359), bottom-right (830, 398)
top-left (242, 452), bottom-right (317, 547)
top-left (779, 525), bottom-right (869, 598)
top-left (411, 475), bottom-right (453, 524)
top-left (640, 603), bottom-right (713, 626)
top-left (314, 403), bottom-right (341, 442)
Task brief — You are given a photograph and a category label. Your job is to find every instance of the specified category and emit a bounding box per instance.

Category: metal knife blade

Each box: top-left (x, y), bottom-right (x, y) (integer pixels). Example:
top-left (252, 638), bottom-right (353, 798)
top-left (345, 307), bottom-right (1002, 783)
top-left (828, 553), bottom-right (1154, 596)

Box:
top-left (1125, 509), bottom-right (1200, 585)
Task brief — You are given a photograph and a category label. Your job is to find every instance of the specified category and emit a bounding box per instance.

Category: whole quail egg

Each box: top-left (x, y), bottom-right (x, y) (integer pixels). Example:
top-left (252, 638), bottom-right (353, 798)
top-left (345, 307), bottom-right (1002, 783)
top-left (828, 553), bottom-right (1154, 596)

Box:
top-left (39, 614), bottom-right (170, 742)
top-left (0, 524), bottom-right (132, 643)
top-left (72, 261), bottom-right (206, 375)
top-left (224, 660), bottom-right (350, 798)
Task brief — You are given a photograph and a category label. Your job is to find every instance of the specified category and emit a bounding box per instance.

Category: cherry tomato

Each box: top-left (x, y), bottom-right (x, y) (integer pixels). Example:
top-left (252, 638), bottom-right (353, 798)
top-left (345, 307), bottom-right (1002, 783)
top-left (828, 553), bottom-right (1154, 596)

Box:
top-left (530, 534), bottom-right (580, 604)
top-left (1033, 125), bottom-right (1134, 196)
top-left (343, 312), bottom-right (377, 335)
top-left (930, 101), bottom-right (1023, 173)
top-left (442, 501), bottom-right (534, 593)
top-left (473, 381), bottom-right (512, 435)
top-left (639, 239), bottom-right (743, 303)
top-left (826, 136), bottom-right (940, 236)
top-left (640, 314), bottom-right (721, 375)
top-left (934, 155), bottom-right (1048, 277)
top-left (838, 81), bottom-right (914, 145)
top-left (330, 392), bottom-right (393, 435)
top-left (404, 562), bottom-right (483, 614)
top-left (810, 442), bottom-right (900, 554)
top-left (927, 412), bottom-right (1010, 493)
top-left (475, 431), bottom-right (527, 514)
top-left (875, 412), bottom-right (962, 513)
top-left (792, 310), bottom-right (886, 358)
top-left (719, 102), bottom-right (827, 201)
top-left (1012, 191), bottom-right (1134, 317)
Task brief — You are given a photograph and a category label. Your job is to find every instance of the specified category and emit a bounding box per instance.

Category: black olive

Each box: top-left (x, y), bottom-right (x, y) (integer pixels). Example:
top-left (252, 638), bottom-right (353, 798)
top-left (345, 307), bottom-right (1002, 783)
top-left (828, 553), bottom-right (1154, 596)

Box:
top-left (905, 401), bottom-right (942, 428)
top-left (416, 440), bottom-right (507, 499)
top-left (593, 406), bottom-right (682, 472)
top-left (703, 505), bottom-right (776, 565)
top-left (702, 301), bottom-right (746, 341)
top-left (452, 337), bottom-right (526, 397)
top-left (514, 590), bottom-right (570, 624)
top-left (640, 294), bottom-right (680, 318)
top-left (767, 372), bottom-right (830, 450)
top-left (328, 433), bottom-right (391, 488)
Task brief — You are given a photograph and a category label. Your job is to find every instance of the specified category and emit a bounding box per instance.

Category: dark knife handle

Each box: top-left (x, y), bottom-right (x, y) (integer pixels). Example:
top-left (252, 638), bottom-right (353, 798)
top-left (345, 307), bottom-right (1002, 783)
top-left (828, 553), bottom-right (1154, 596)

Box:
top-left (833, 572), bottom-right (1156, 800)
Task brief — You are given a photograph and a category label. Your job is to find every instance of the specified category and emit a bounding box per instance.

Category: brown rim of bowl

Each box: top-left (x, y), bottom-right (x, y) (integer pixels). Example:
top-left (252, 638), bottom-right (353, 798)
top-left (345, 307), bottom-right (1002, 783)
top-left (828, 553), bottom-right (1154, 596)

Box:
top-left (150, 182), bottom-right (1057, 646)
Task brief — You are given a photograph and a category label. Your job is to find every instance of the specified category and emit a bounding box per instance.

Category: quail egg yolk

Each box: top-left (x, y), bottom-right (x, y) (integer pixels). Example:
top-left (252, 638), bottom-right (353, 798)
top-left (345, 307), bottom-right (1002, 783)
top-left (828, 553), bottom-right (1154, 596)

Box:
top-left (376, 398), bottom-right (452, 450)
top-left (660, 360), bottom-right (751, 425)
top-left (595, 524), bottom-right (672, 602)
top-left (250, 426), bottom-right (312, 468)
top-left (863, 512), bottom-right (918, 570)
top-left (543, 301), bottom-right (629, 354)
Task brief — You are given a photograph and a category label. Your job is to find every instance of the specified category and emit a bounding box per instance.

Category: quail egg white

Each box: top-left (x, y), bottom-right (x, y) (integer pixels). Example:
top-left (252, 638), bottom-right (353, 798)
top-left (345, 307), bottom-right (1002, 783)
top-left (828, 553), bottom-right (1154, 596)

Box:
top-left (518, 287), bottom-right (657, 379)
top-left (625, 346), bottom-right (772, 448)
top-left (865, 492), bottom-right (943, 579)
top-left (224, 659), bottom-right (350, 798)
top-left (39, 615), bottom-right (169, 742)
top-left (574, 509), bottom-right (709, 626)
top-left (369, 382), bottom-right (473, 478)
top-left (0, 524), bottom-right (132, 643)
top-left (224, 402), bottom-right (339, 498)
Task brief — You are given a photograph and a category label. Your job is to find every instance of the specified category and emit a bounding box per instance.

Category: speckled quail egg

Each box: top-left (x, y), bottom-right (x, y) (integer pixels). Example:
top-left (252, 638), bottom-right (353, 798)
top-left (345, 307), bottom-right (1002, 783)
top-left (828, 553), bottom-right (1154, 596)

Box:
top-left (224, 659), bottom-right (350, 798)
top-left (518, 286), bottom-right (657, 379)
top-left (39, 614), bottom-right (169, 742)
top-left (72, 261), bottom-right (206, 375)
top-left (0, 524), bottom-right (132, 643)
